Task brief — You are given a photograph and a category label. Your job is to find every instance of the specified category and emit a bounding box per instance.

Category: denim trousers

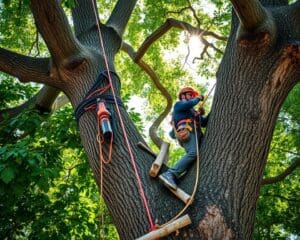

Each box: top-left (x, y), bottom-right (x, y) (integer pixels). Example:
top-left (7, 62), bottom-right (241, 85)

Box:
top-left (169, 131), bottom-right (197, 178)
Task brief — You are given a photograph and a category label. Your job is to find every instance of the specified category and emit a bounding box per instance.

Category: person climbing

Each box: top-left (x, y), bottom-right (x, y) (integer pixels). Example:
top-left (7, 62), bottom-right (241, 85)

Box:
top-left (159, 87), bottom-right (210, 190)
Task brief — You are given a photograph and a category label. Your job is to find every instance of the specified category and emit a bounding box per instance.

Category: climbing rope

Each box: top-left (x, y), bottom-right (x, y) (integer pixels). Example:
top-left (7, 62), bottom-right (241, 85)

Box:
top-left (89, 0), bottom-right (156, 234)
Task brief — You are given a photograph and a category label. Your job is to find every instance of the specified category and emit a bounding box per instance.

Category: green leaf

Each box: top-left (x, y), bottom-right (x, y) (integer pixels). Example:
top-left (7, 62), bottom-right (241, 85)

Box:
top-left (0, 164), bottom-right (6, 171)
top-left (0, 146), bottom-right (8, 155)
top-left (0, 166), bottom-right (15, 183)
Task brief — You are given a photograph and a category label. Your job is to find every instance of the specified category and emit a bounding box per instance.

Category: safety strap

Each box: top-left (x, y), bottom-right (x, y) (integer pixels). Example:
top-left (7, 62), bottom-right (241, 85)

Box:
top-left (176, 118), bottom-right (193, 127)
top-left (74, 71), bottom-right (124, 122)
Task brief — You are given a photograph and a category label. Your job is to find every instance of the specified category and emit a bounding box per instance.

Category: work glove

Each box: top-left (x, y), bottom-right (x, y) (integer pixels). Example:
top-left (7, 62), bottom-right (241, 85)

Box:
top-left (197, 107), bottom-right (205, 116)
top-left (196, 95), bottom-right (205, 101)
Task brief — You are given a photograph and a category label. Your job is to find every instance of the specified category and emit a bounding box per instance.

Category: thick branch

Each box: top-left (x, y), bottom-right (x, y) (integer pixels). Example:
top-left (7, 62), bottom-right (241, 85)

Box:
top-left (0, 86), bottom-right (60, 122)
top-left (107, 0), bottom-right (138, 37)
top-left (121, 42), bottom-right (173, 148)
top-left (0, 47), bottom-right (52, 85)
top-left (230, 0), bottom-right (269, 31)
top-left (35, 86), bottom-right (61, 112)
top-left (134, 18), bottom-right (226, 61)
top-left (231, 0), bottom-right (278, 49)
top-left (30, 0), bottom-right (83, 64)
top-left (72, 0), bottom-right (100, 43)
top-left (52, 94), bottom-right (69, 111)
top-left (261, 158), bottom-right (300, 185)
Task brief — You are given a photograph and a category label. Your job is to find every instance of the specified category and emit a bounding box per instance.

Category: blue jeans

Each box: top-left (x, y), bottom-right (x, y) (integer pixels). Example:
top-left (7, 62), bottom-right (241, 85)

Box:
top-left (169, 131), bottom-right (197, 178)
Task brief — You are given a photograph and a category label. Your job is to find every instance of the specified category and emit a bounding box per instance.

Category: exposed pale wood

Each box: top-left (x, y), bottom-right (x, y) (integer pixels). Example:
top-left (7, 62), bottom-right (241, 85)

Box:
top-left (136, 142), bottom-right (157, 158)
top-left (169, 187), bottom-right (192, 205)
top-left (136, 214), bottom-right (192, 240)
top-left (158, 174), bottom-right (192, 204)
top-left (149, 142), bottom-right (170, 177)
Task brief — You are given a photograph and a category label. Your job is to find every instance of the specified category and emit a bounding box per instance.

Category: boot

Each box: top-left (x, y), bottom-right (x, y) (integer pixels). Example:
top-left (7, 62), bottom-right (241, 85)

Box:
top-left (159, 171), bottom-right (177, 190)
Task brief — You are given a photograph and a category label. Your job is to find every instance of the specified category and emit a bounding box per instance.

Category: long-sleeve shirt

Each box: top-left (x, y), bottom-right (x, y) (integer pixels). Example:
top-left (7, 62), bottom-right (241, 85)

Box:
top-left (173, 98), bottom-right (200, 125)
top-left (169, 98), bottom-right (210, 139)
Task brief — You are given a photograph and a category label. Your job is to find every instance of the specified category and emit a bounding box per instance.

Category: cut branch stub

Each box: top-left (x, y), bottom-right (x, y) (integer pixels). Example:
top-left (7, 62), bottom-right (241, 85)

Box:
top-left (149, 141), bottom-right (170, 177)
top-left (136, 214), bottom-right (192, 240)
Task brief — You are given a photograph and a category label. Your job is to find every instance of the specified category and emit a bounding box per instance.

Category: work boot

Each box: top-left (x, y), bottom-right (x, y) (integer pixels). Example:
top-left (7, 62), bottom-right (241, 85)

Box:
top-left (159, 171), bottom-right (177, 190)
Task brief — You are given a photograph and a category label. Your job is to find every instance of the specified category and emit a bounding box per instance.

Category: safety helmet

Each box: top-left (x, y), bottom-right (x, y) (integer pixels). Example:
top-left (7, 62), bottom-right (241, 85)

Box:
top-left (178, 87), bottom-right (199, 99)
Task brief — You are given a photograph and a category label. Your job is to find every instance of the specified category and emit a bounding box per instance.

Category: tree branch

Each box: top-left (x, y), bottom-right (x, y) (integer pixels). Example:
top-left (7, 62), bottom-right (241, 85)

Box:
top-left (0, 85), bottom-right (60, 122)
top-left (35, 86), bottom-right (61, 112)
top-left (271, 147), bottom-right (300, 157)
top-left (30, 0), bottom-right (83, 65)
top-left (261, 158), bottom-right (300, 185)
top-left (52, 94), bottom-right (69, 111)
top-left (28, 29), bottom-right (40, 57)
top-left (230, 0), bottom-right (276, 47)
top-left (72, 0), bottom-right (100, 44)
top-left (0, 47), bottom-right (52, 85)
top-left (187, 0), bottom-right (201, 27)
top-left (166, 2), bottom-right (226, 41)
top-left (107, 0), bottom-right (138, 37)
top-left (261, 194), bottom-right (298, 203)
top-left (134, 18), bottom-right (226, 62)
top-left (121, 42), bottom-right (173, 148)
top-left (230, 0), bottom-right (269, 31)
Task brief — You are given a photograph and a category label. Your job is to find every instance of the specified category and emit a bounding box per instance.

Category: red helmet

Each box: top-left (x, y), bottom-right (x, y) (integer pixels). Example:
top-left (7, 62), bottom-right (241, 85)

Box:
top-left (178, 87), bottom-right (199, 99)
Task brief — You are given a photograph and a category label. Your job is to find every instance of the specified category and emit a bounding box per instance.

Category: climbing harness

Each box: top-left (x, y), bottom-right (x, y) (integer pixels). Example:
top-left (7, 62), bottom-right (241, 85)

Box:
top-left (172, 118), bottom-right (193, 142)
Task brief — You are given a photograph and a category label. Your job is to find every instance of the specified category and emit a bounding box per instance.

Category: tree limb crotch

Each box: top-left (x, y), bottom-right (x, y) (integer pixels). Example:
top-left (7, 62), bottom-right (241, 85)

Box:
top-left (134, 18), bottom-right (226, 62)
top-left (30, 0), bottom-right (83, 65)
top-left (231, 0), bottom-right (276, 48)
top-left (107, 0), bottom-right (138, 37)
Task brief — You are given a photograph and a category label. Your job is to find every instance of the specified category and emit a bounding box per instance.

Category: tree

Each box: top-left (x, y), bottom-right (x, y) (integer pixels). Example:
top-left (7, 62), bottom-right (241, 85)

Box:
top-left (0, 0), bottom-right (299, 239)
top-left (255, 85), bottom-right (300, 239)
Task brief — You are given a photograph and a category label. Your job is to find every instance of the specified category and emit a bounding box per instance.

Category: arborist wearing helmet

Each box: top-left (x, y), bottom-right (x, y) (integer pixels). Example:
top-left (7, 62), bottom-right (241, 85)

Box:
top-left (159, 87), bottom-right (210, 190)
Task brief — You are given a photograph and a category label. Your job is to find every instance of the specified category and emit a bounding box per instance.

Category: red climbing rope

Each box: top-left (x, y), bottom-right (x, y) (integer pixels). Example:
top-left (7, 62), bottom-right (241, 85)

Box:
top-left (90, 0), bottom-right (156, 233)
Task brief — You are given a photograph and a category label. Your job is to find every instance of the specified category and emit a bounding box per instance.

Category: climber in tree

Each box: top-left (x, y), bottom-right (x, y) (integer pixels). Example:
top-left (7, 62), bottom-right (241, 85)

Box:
top-left (159, 87), bottom-right (210, 190)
